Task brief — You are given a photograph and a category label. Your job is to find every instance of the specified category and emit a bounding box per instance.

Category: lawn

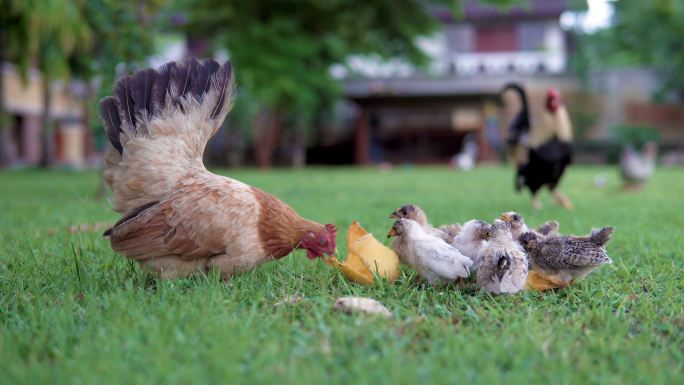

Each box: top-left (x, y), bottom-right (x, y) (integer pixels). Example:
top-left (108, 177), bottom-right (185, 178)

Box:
top-left (1, 166), bottom-right (682, 385)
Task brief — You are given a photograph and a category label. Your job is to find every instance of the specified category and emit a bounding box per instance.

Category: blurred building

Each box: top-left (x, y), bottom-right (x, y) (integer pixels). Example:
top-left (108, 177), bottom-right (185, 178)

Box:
top-left (327, 0), bottom-right (575, 165)
top-left (1, 63), bottom-right (89, 168)
top-left (308, 0), bottom-right (684, 166)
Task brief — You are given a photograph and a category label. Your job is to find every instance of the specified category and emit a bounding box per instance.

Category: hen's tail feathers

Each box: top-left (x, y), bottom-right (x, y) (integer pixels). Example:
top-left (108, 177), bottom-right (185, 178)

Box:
top-left (590, 226), bottom-right (614, 246)
top-left (100, 58), bottom-right (235, 155)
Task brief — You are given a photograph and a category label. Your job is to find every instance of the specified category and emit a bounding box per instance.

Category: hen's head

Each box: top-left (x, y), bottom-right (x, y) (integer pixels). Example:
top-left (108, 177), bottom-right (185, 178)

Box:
top-left (301, 224), bottom-right (337, 260)
top-left (545, 88), bottom-right (562, 113)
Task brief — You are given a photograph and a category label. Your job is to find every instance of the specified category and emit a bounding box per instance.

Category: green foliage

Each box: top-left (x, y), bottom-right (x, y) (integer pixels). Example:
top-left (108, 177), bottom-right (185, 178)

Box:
top-left (181, 0), bottom-right (442, 114)
top-left (574, 0), bottom-right (684, 97)
top-left (1, 166), bottom-right (683, 383)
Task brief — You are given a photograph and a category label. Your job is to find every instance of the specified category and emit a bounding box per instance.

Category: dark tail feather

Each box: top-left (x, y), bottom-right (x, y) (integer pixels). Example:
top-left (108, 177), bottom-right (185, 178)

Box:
top-left (210, 61), bottom-right (233, 119)
top-left (101, 97), bottom-right (123, 154)
top-left (170, 57), bottom-right (200, 106)
top-left (113, 76), bottom-right (136, 131)
top-left (151, 61), bottom-right (176, 112)
top-left (100, 58), bottom-right (234, 155)
top-left (130, 68), bottom-right (157, 120)
top-left (590, 227), bottom-right (614, 246)
top-left (192, 59), bottom-right (219, 97)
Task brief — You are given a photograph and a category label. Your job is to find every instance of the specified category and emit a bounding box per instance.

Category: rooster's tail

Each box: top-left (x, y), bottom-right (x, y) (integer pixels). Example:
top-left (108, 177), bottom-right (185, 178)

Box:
top-left (100, 59), bottom-right (235, 213)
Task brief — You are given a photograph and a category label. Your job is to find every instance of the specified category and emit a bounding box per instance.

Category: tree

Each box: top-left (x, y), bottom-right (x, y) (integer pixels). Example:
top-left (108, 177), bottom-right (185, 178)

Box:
top-left (34, 0), bottom-right (92, 167)
top-left (573, 0), bottom-right (684, 100)
top-left (0, 0), bottom-right (44, 166)
top-left (181, 0), bottom-right (522, 168)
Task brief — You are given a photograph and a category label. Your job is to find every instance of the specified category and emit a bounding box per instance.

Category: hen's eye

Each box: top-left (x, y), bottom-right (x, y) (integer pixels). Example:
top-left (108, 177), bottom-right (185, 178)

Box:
top-left (318, 238), bottom-right (326, 246)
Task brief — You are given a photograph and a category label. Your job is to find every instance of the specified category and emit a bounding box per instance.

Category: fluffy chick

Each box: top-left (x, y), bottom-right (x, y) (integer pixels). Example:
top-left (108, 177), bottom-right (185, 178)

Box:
top-left (475, 221), bottom-right (528, 294)
top-left (450, 219), bottom-right (491, 261)
top-left (389, 204), bottom-right (453, 242)
top-left (388, 219), bottom-right (472, 286)
top-left (499, 211), bottom-right (559, 239)
top-left (519, 227), bottom-right (614, 286)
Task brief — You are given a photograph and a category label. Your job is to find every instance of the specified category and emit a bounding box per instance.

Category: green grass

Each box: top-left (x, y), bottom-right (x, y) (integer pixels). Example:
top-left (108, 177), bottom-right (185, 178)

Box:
top-left (1, 166), bottom-right (682, 385)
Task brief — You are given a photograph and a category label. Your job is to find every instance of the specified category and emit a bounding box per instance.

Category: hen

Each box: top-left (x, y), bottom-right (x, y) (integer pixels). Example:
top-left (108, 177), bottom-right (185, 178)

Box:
top-left (620, 142), bottom-right (657, 190)
top-left (502, 84), bottom-right (573, 210)
top-left (388, 219), bottom-right (472, 286)
top-left (101, 59), bottom-right (336, 279)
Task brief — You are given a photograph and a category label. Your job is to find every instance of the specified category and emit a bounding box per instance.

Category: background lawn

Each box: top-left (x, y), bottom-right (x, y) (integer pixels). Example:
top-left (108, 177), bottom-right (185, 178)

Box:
top-left (0, 166), bottom-right (682, 384)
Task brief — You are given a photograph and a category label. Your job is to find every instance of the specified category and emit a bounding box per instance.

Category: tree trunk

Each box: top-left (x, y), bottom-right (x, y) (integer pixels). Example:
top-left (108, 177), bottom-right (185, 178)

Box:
top-left (291, 130), bottom-right (307, 168)
top-left (39, 73), bottom-right (54, 167)
top-left (252, 108), bottom-right (281, 169)
top-left (0, 31), bottom-right (10, 167)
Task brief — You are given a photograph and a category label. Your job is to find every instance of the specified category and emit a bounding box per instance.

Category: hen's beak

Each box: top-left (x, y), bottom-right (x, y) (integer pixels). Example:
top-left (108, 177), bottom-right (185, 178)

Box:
top-left (499, 213), bottom-right (511, 222)
top-left (387, 228), bottom-right (398, 238)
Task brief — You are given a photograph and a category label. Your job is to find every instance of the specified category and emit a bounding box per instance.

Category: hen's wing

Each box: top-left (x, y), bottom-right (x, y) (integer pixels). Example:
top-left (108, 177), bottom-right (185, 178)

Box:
top-left (104, 177), bottom-right (259, 261)
top-left (415, 240), bottom-right (472, 279)
top-left (101, 59), bottom-right (235, 213)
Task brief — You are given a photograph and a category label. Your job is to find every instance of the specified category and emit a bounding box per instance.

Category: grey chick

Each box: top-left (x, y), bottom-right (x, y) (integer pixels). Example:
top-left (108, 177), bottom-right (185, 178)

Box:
top-left (499, 211), bottom-right (559, 239)
top-left (475, 220), bottom-right (528, 294)
top-left (450, 219), bottom-right (491, 262)
top-left (388, 219), bottom-right (473, 286)
top-left (389, 204), bottom-right (454, 242)
top-left (518, 227), bottom-right (614, 286)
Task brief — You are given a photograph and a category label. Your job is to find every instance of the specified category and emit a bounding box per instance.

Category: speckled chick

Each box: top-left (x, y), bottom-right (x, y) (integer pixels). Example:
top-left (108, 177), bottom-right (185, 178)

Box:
top-left (388, 219), bottom-right (473, 286)
top-left (450, 219), bottom-right (491, 261)
top-left (519, 227), bottom-right (614, 286)
top-left (475, 221), bottom-right (528, 294)
top-left (389, 204), bottom-right (454, 242)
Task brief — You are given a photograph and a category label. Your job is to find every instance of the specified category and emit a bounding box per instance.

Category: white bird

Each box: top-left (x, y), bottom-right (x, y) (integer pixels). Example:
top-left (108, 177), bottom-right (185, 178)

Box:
top-left (388, 219), bottom-right (473, 286)
top-left (450, 219), bottom-right (491, 261)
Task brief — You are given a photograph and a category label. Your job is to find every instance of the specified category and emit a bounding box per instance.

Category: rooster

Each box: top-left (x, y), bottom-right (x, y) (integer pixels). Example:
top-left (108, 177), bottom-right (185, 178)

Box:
top-left (502, 85), bottom-right (573, 210)
top-left (100, 59), bottom-right (337, 279)
top-left (620, 142), bottom-right (657, 190)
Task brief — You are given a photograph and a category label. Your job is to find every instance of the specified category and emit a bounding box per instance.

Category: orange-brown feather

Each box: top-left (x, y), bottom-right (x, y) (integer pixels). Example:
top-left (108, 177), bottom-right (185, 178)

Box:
top-left (251, 187), bottom-right (325, 259)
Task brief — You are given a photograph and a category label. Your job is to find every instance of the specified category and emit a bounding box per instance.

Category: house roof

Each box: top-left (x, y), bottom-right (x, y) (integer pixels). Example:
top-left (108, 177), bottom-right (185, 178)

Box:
top-left (343, 73), bottom-right (578, 103)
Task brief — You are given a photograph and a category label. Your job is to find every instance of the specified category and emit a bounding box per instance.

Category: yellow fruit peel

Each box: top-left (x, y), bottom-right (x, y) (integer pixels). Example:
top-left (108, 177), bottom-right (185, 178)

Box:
top-left (325, 221), bottom-right (400, 286)
top-left (524, 270), bottom-right (568, 291)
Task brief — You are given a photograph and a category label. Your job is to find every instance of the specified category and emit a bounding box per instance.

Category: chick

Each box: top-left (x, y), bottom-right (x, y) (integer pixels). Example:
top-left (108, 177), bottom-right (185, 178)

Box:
top-left (387, 219), bottom-right (472, 286)
top-left (438, 223), bottom-right (463, 242)
top-left (519, 227), bottom-right (614, 287)
top-left (450, 219), bottom-right (491, 261)
top-left (499, 211), bottom-right (559, 239)
top-left (389, 204), bottom-right (454, 242)
top-left (475, 221), bottom-right (528, 294)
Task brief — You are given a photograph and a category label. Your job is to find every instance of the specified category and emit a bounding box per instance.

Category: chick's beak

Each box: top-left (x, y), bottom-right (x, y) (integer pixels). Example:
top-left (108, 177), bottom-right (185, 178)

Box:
top-left (387, 228), bottom-right (398, 238)
top-left (499, 213), bottom-right (511, 222)
top-left (389, 208), bottom-right (400, 219)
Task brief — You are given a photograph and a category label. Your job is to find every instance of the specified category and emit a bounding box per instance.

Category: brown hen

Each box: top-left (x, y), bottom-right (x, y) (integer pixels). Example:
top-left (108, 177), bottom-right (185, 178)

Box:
top-left (101, 59), bottom-right (336, 279)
